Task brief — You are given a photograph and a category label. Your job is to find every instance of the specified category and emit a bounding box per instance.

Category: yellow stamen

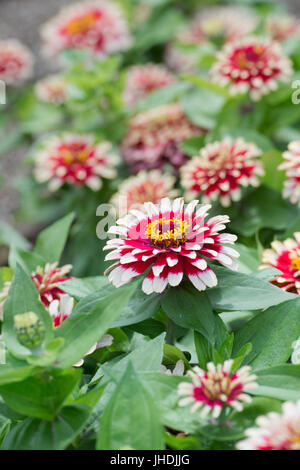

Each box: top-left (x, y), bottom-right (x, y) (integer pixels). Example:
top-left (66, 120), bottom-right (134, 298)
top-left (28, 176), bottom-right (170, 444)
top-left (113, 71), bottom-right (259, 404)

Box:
top-left (65, 13), bottom-right (98, 35)
top-left (291, 257), bottom-right (300, 270)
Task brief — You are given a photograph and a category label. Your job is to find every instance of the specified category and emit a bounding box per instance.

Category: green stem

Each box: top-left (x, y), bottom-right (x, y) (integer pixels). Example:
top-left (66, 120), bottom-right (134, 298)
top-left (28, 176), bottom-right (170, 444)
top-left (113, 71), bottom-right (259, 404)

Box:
top-left (166, 317), bottom-right (175, 345)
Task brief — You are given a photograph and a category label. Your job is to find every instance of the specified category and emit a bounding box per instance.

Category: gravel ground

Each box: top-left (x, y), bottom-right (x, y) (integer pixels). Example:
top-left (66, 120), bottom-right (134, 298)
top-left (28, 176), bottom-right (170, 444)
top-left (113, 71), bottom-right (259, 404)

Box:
top-left (0, 0), bottom-right (299, 231)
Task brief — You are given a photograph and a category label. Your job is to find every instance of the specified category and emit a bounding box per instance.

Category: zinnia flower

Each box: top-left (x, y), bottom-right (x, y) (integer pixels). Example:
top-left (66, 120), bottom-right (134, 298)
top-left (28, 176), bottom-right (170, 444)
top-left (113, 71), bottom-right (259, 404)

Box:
top-left (0, 39), bottom-right (33, 85)
top-left (180, 137), bottom-right (264, 207)
top-left (181, 6), bottom-right (257, 44)
top-left (33, 133), bottom-right (119, 191)
top-left (237, 400), bottom-right (300, 450)
top-left (211, 37), bottom-right (293, 101)
top-left (178, 360), bottom-right (257, 418)
top-left (121, 104), bottom-right (204, 173)
top-left (35, 74), bottom-right (67, 104)
top-left (279, 141), bottom-right (300, 207)
top-left (0, 262), bottom-right (72, 315)
top-left (110, 169), bottom-right (178, 216)
top-left (165, 5), bottom-right (257, 74)
top-left (260, 233), bottom-right (300, 295)
top-left (265, 15), bottom-right (300, 42)
top-left (123, 64), bottom-right (175, 108)
top-left (104, 197), bottom-right (239, 295)
top-left (31, 262), bottom-right (72, 307)
top-left (40, 0), bottom-right (132, 60)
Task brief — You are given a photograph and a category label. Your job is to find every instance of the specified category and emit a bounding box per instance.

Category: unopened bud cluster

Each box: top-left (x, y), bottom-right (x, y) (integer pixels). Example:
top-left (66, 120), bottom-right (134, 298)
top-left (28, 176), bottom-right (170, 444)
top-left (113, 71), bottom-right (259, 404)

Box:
top-left (14, 311), bottom-right (45, 349)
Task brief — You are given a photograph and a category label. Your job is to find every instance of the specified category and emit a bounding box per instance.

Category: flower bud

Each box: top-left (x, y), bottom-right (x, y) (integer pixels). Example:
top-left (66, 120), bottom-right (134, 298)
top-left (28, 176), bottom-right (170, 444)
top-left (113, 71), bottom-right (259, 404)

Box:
top-left (14, 311), bottom-right (45, 349)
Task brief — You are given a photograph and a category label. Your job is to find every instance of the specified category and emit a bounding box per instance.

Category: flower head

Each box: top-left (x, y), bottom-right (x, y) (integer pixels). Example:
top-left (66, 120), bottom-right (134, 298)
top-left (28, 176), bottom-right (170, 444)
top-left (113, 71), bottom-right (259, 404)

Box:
top-left (0, 39), bottom-right (33, 85)
top-left (121, 104), bottom-right (204, 173)
top-left (31, 262), bottom-right (73, 307)
top-left (182, 6), bottom-right (257, 44)
top-left (237, 400), bottom-right (300, 450)
top-left (110, 169), bottom-right (178, 216)
top-left (35, 74), bottom-right (67, 104)
top-left (40, 0), bottom-right (132, 60)
top-left (260, 233), bottom-right (300, 295)
top-left (211, 37), bottom-right (293, 101)
top-left (180, 137), bottom-right (264, 207)
top-left (123, 64), bottom-right (175, 108)
top-left (265, 15), bottom-right (300, 42)
top-left (104, 197), bottom-right (239, 295)
top-left (178, 360), bottom-right (257, 419)
top-left (33, 133), bottom-right (119, 191)
top-left (279, 141), bottom-right (300, 207)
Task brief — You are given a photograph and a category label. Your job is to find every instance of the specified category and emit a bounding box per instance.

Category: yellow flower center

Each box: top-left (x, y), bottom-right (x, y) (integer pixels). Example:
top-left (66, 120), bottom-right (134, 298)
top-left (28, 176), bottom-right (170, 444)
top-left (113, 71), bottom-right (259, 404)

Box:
top-left (146, 217), bottom-right (191, 248)
top-left (65, 13), bottom-right (98, 35)
top-left (291, 257), bottom-right (300, 271)
top-left (61, 147), bottom-right (90, 164)
top-left (290, 435), bottom-right (300, 450)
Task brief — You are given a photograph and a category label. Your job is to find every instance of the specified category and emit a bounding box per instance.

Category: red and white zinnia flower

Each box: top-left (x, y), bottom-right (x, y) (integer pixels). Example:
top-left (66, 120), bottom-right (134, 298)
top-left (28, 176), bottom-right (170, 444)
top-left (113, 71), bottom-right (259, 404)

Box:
top-left (34, 133), bottom-right (119, 191)
top-left (178, 360), bottom-right (257, 419)
top-left (35, 74), bottom-right (67, 104)
top-left (121, 104), bottom-right (204, 173)
top-left (237, 400), bottom-right (300, 450)
top-left (40, 0), bottom-right (132, 60)
top-left (123, 64), bottom-right (175, 108)
top-left (180, 137), bottom-right (264, 207)
top-left (104, 197), bottom-right (239, 295)
top-left (0, 262), bottom-right (72, 316)
top-left (182, 5), bottom-right (257, 44)
top-left (265, 15), bottom-right (300, 42)
top-left (110, 169), bottom-right (178, 216)
top-left (31, 262), bottom-right (73, 308)
top-left (0, 39), bottom-right (33, 85)
top-left (279, 141), bottom-right (300, 207)
top-left (260, 233), bottom-right (300, 295)
top-left (211, 37), bottom-right (293, 101)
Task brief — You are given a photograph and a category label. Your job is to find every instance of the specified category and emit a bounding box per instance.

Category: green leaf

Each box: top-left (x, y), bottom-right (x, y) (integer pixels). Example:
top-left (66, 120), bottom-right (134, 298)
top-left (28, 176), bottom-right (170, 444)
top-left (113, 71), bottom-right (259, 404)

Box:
top-left (2, 404), bottom-right (90, 450)
top-left (69, 278), bottom-right (161, 327)
top-left (8, 247), bottom-right (47, 274)
top-left (233, 298), bottom-right (300, 369)
top-left (139, 372), bottom-right (201, 433)
top-left (228, 186), bottom-right (300, 236)
top-left (180, 88), bottom-right (225, 130)
top-left (252, 365), bottom-right (300, 401)
top-left (180, 74), bottom-right (229, 98)
top-left (136, 81), bottom-right (191, 112)
top-left (60, 276), bottom-right (108, 300)
top-left (54, 283), bottom-right (137, 368)
top-left (34, 213), bottom-right (75, 264)
top-left (261, 150), bottom-right (285, 192)
top-left (161, 284), bottom-right (216, 342)
top-left (92, 333), bottom-right (165, 385)
top-left (208, 265), bottom-right (296, 311)
top-left (180, 134), bottom-right (206, 157)
top-left (0, 222), bottom-right (30, 250)
top-left (194, 331), bottom-right (212, 369)
top-left (0, 368), bottom-right (82, 420)
top-left (2, 265), bottom-right (54, 359)
top-left (0, 364), bottom-right (36, 386)
top-left (97, 363), bottom-right (164, 450)
top-left (234, 243), bottom-right (259, 274)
